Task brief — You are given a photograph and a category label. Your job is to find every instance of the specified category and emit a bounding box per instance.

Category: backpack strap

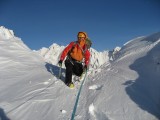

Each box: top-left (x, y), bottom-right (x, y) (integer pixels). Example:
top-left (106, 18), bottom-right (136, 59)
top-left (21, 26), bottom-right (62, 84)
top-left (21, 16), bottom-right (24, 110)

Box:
top-left (77, 42), bottom-right (85, 55)
top-left (67, 41), bottom-right (86, 63)
top-left (71, 41), bottom-right (86, 55)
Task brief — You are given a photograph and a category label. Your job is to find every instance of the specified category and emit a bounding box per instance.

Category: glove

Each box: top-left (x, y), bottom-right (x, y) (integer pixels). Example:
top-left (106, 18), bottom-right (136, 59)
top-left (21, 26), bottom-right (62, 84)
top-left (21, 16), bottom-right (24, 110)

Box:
top-left (83, 65), bottom-right (88, 72)
top-left (58, 60), bottom-right (63, 67)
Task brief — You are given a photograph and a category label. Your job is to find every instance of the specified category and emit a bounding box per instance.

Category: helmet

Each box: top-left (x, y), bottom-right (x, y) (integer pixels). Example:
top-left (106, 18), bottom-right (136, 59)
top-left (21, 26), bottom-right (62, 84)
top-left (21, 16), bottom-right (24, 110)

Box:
top-left (77, 32), bottom-right (88, 38)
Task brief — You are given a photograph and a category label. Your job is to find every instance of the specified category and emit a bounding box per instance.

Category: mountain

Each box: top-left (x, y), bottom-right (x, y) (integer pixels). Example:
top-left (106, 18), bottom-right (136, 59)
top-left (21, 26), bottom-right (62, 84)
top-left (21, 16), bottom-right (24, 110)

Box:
top-left (38, 43), bottom-right (111, 70)
top-left (0, 26), bottom-right (160, 120)
top-left (0, 26), bottom-right (15, 39)
top-left (85, 32), bottom-right (160, 120)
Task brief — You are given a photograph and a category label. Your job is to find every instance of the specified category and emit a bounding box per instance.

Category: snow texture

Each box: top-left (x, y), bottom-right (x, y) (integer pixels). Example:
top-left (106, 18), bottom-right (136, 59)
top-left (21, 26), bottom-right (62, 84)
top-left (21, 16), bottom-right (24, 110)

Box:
top-left (0, 26), bottom-right (160, 120)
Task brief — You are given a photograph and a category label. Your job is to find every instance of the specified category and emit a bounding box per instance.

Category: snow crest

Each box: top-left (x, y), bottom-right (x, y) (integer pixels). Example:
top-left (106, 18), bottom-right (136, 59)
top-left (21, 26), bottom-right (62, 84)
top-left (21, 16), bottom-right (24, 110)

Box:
top-left (0, 26), bottom-right (160, 120)
top-left (0, 26), bottom-right (15, 39)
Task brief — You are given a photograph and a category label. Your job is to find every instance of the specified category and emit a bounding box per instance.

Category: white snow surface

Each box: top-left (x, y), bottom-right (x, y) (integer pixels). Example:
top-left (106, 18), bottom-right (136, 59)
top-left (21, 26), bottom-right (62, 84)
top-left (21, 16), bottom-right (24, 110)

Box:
top-left (0, 26), bottom-right (160, 120)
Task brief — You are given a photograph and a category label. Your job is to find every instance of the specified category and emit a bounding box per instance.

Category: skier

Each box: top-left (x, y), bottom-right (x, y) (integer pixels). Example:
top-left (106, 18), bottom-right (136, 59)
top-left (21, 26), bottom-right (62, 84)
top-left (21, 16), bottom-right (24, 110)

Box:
top-left (58, 32), bottom-right (91, 88)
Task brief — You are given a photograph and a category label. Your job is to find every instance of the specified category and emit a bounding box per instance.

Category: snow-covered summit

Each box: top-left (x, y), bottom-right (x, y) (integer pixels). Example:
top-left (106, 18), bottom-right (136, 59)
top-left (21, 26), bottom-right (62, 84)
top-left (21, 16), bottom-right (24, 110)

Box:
top-left (0, 26), bottom-right (30, 51)
top-left (38, 43), bottom-right (65, 65)
top-left (113, 32), bottom-right (160, 61)
top-left (0, 26), bottom-right (15, 39)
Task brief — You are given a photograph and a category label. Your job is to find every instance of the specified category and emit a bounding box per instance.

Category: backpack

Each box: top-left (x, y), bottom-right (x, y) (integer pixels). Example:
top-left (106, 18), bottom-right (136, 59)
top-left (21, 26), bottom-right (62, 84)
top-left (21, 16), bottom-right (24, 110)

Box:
top-left (68, 38), bottom-right (92, 62)
top-left (85, 38), bottom-right (92, 49)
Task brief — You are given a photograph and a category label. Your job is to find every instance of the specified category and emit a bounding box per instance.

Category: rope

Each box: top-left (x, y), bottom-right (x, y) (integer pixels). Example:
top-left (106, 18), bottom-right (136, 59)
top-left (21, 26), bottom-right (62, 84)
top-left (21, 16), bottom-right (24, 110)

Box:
top-left (71, 70), bottom-right (87, 120)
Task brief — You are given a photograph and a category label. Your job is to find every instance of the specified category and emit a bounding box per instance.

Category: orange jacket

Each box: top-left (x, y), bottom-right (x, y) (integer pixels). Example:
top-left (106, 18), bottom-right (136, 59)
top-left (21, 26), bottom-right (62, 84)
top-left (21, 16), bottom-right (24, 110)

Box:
top-left (60, 41), bottom-right (90, 66)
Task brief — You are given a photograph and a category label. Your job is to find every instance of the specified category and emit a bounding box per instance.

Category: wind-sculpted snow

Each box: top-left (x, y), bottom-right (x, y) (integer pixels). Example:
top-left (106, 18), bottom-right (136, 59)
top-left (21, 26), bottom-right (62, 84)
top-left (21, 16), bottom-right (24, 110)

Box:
top-left (113, 32), bottom-right (160, 62)
top-left (0, 26), bottom-right (160, 120)
top-left (82, 32), bottom-right (160, 120)
top-left (126, 41), bottom-right (160, 119)
top-left (0, 26), bottom-right (15, 39)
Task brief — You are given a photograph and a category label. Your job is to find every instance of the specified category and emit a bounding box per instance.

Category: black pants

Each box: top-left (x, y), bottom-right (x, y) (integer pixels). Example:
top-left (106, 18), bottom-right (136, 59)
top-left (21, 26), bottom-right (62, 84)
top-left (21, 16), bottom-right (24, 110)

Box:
top-left (65, 59), bottom-right (83, 84)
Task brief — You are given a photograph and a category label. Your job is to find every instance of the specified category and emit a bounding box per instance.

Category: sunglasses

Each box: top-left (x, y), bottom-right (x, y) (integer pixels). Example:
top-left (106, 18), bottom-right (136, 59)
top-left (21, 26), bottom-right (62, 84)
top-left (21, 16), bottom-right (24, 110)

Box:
top-left (78, 37), bottom-right (86, 39)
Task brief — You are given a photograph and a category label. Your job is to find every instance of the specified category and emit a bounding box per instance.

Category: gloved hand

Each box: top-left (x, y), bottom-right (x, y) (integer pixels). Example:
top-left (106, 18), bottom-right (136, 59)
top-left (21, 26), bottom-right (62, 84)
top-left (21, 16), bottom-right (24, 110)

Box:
top-left (84, 65), bottom-right (88, 72)
top-left (58, 60), bottom-right (63, 67)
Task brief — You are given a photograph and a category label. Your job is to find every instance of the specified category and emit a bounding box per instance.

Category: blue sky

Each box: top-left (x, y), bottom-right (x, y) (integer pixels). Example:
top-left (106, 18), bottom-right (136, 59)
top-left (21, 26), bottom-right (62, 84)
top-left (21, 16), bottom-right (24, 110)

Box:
top-left (0, 0), bottom-right (160, 51)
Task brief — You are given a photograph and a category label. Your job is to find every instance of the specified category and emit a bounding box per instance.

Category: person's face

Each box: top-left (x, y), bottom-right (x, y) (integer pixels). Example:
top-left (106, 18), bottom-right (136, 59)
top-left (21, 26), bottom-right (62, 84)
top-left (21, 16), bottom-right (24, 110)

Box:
top-left (78, 37), bottom-right (86, 42)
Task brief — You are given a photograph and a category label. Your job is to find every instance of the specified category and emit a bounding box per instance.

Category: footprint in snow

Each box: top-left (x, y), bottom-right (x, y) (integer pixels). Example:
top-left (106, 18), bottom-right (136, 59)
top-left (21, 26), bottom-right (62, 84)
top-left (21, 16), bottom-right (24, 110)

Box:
top-left (43, 81), bottom-right (50, 85)
top-left (89, 85), bottom-right (103, 90)
top-left (43, 79), bottom-right (52, 85)
top-left (60, 110), bottom-right (67, 114)
top-left (89, 103), bottom-right (110, 120)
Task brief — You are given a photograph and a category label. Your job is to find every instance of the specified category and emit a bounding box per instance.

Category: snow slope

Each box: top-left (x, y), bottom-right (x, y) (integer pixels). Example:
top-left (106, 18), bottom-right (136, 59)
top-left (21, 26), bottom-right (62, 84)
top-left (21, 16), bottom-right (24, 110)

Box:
top-left (0, 27), bottom-right (55, 120)
top-left (0, 26), bottom-right (160, 120)
top-left (81, 32), bottom-right (160, 120)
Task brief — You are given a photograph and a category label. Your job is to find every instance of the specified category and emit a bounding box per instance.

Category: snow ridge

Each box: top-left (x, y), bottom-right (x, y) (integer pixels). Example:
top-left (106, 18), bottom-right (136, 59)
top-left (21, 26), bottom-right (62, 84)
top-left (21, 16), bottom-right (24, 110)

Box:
top-left (0, 26), bottom-right (15, 39)
top-left (0, 26), bottom-right (160, 120)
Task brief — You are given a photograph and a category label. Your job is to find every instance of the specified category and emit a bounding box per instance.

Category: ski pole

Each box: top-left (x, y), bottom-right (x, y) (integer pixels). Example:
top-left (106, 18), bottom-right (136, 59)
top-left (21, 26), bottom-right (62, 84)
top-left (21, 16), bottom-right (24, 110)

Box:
top-left (58, 66), bottom-right (62, 79)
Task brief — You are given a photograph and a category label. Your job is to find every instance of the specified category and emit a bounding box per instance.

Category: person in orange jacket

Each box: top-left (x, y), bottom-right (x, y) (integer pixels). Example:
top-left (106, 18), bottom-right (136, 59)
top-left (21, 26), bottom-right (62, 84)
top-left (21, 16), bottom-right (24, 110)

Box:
top-left (58, 32), bottom-right (91, 88)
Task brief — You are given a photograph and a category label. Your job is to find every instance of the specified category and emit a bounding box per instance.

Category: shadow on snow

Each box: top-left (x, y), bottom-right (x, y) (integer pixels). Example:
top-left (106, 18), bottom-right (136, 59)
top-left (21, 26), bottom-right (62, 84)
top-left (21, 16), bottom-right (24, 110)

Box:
top-left (0, 108), bottom-right (10, 120)
top-left (45, 62), bottom-right (66, 83)
top-left (123, 41), bottom-right (160, 119)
